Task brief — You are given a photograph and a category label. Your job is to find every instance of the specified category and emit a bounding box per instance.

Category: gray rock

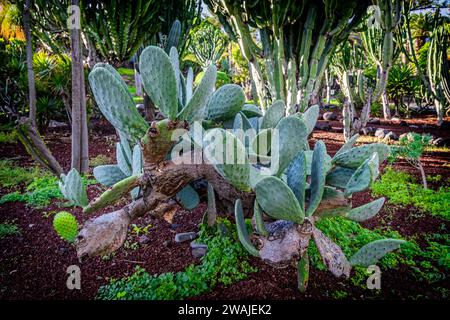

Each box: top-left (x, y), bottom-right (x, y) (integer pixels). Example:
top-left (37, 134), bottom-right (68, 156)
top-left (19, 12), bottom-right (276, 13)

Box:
top-left (49, 120), bottom-right (67, 128)
top-left (322, 111), bottom-right (337, 121)
top-left (368, 118), bottom-right (381, 125)
top-left (314, 121), bottom-right (332, 131)
top-left (138, 235), bottom-right (150, 244)
top-left (374, 128), bottom-right (389, 139)
top-left (431, 137), bottom-right (449, 147)
top-left (384, 131), bottom-right (399, 141)
top-left (175, 232), bottom-right (198, 243)
top-left (361, 127), bottom-right (376, 136)
top-left (190, 243), bottom-right (208, 258)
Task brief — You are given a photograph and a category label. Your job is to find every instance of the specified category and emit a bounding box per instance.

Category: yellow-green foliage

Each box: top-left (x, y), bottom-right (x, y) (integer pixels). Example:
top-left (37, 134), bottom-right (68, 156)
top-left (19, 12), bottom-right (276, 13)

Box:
top-left (0, 160), bottom-right (43, 189)
top-left (0, 130), bottom-right (17, 144)
top-left (89, 154), bottom-right (112, 167)
top-left (371, 167), bottom-right (450, 220)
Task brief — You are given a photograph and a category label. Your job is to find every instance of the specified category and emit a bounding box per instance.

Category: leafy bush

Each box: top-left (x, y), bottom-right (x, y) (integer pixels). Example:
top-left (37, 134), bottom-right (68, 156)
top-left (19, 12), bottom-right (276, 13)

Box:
top-left (96, 219), bottom-right (257, 300)
top-left (371, 167), bottom-right (450, 220)
top-left (0, 160), bottom-right (43, 189)
top-left (0, 130), bottom-right (17, 144)
top-left (0, 38), bottom-right (72, 127)
top-left (0, 222), bottom-right (20, 239)
top-left (0, 174), bottom-right (63, 207)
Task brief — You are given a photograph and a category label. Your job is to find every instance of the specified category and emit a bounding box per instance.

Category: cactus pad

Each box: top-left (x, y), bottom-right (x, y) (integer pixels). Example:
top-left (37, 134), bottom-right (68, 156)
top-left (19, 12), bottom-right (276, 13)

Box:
top-left (350, 239), bottom-right (406, 267)
top-left (255, 176), bottom-right (304, 223)
top-left (139, 46), bottom-right (179, 119)
top-left (205, 84), bottom-right (245, 121)
top-left (53, 211), bottom-right (78, 242)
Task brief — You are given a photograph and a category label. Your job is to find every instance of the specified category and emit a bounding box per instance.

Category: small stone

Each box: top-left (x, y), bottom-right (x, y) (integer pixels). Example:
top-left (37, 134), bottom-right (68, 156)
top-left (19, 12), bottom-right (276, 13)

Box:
top-left (49, 120), bottom-right (67, 128)
top-left (170, 223), bottom-right (180, 229)
top-left (374, 128), bottom-right (388, 139)
top-left (384, 131), bottom-right (399, 141)
top-left (361, 127), bottom-right (376, 136)
top-left (28, 224), bottom-right (35, 228)
top-left (314, 121), bottom-right (332, 131)
top-left (58, 246), bottom-right (68, 255)
top-left (138, 235), bottom-right (150, 244)
top-left (322, 111), bottom-right (337, 121)
top-left (175, 232), bottom-right (198, 243)
top-left (190, 243), bottom-right (208, 258)
top-left (368, 118), bottom-right (381, 125)
top-left (163, 240), bottom-right (171, 247)
top-left (432, 137), bottom-right (449, 147)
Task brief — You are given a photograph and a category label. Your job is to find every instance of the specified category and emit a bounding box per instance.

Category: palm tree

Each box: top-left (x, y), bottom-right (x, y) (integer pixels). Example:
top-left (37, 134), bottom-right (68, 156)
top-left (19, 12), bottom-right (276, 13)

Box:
top-left (409, 13), bottom-right (434, 52)
top-left (0, 1), bottom-right (25, 40)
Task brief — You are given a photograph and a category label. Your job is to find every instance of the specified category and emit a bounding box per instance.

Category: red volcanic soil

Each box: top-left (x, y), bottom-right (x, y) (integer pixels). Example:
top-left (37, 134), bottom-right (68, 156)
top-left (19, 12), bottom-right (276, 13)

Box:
top-left (0, 116), bottom-right (449, 300)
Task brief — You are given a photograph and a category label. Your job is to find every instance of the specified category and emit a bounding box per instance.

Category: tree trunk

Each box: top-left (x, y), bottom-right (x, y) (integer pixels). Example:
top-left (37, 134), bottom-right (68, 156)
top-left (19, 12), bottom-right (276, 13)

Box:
top-left (434, 99), bottom-right (443, 126)
top-left (417, 162), bottom-right (427, 189)
top-left (381, 91), bottom-right (391, 120)
top-left (24, 0), bottom-right (37, 128)
top-left (16, 118), bottom-right (64, 177)
top-left (325, 70), bottom-right (331, 105)
top-left (70, 0), bottom-right (89, 173)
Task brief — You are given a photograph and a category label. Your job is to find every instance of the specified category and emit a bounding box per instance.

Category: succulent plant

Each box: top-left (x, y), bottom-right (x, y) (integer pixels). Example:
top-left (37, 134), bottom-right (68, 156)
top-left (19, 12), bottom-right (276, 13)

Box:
top-left (53, 211), bottom-right (78, 242)
top-left (204, 107), bottom-right (403, 291)
top-left (59, 168), bottom-right (88, 208)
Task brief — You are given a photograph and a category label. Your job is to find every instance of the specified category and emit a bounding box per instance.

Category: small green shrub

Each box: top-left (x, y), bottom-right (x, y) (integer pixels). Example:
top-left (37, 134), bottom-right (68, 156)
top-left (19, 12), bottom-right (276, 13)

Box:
top-left (96, 219), bottom-right (257, 300)
top-left (0, 160), bottom-right (43, 189)
top-left (0, 174), bottom-right (63, 207)
top-left (0, 222), bottom-right (20, 239)
top-left (371, 167), bottom-right (450, 220)
top-left (0, 131), bottom-right (17, 144)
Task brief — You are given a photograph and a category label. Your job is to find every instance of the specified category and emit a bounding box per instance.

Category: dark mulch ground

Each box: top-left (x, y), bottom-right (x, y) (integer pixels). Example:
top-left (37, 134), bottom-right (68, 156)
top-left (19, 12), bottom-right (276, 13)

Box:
top-left (0, 116), bottom-right (449, 300)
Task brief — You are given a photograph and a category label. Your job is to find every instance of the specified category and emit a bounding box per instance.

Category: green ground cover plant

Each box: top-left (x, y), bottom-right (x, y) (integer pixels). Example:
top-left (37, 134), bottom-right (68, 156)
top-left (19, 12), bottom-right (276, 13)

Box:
top-left (0, 160), bottom-right (44, 189)
top-left (0, 131), bottom-right (17, 144)
top-left (309, 216), bottom-right (449, 289)
top-left (0, 162), bottom-right (96, 208)
top-left (0, 222), bottom-right (21, 239)
top-left (96, 219), bottom-right (257, 300)
top-left (371, 167), bottom-right (450, 220)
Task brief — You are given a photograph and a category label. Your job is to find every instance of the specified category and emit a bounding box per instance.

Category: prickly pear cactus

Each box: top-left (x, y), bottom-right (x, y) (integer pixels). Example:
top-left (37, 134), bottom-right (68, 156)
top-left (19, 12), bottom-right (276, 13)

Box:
top-left (59, 168), bottom-right (88, 208)
top-left (53, 211), bottom-right (78, 242)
